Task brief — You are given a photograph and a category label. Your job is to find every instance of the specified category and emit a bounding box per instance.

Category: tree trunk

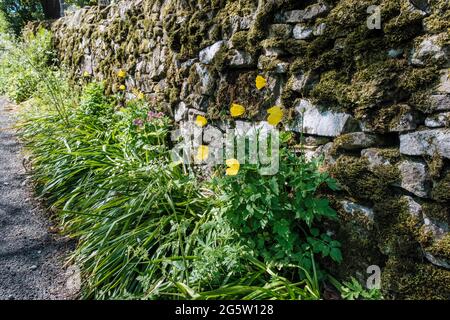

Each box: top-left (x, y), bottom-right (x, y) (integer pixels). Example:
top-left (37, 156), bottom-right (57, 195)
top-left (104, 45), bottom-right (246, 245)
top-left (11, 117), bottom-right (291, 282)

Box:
top-left (40, 0), bottom-right (62, 19)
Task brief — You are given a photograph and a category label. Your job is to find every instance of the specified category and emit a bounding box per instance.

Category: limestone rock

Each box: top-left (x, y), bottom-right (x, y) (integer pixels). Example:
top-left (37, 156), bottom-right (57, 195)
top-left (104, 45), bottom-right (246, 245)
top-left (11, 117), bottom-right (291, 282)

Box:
top-left (397, 160), bottom-right (431, 198)
top-left (423, 215), bottom-right (449, 240)
top-left (274, 62), bottom-right (289, 74)
top-left (425, 112), bottom-right (450, 128)
top-left (428, 94), bottom-right (450, 112)
top-left (288, 71), bottom-right (318, 93)
top-left (268, 24), bottom-right (292, 39)
top-left (262, 46), bottom-right (286, 57)
top-left (293, 99), bottom-right (360, 137)
top-left (437, 69), bottom-right (450, 94)
top-left (199, 41), bottom-right (227, 65)
top-left (424, 252), bottom-right (450, 270)
top-left (361, 148), bottom-right (393, 169)
top-left (410, 33), bottom-right (449, 66)
top-left (389, 105), bottom-right (418, 132)
top-left (177, 121), bottom-right (203, 150)
top-left (400, 129), bottom-right (450, 159)
top-left (303, 135), bottom-right (331, 146)
top-left (408, 0), bottom-right (431, 13)
top-left (334, 132), bottom-right (383, 151)
top-left (186, 108), bottom-right (207, 122)
top-left (313, 23), bottom-right (326, 36)
top-left (340, 200), bottom-right (374, 222)
top-left (81, 55), bottom-right (93, 74)
top-left (174, 102), bottom-right (187, 122)
top-left (402, 195), bottom-right (423, 219)
top-left (184, 94), bottom-right (210, 111)
top-left (388, 48), bottom-right (404, 59)
top-left (277, 3), bottom-right (329, 23)
top-left (148, 45), bottom-right (167, 80)
top-left (229, 50), bottom-right (254, 68)
top-left (293, 24), bottom-right (313, 40)
top-left (203, 125), bottom-right (224, 165)
top-left (192, 63), bottom-right (215, 96)
top-left (229, 15), bottom-right (252, 33)
top-left (311, 142), bottom-right (336, 165)
top-left (257, 56), bottom-right (289, 73)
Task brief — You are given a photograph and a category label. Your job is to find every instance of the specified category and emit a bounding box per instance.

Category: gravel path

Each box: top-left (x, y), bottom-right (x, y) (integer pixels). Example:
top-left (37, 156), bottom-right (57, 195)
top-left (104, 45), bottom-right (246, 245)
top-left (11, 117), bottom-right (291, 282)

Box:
top-left (0, 97), bottom-right (79, 300)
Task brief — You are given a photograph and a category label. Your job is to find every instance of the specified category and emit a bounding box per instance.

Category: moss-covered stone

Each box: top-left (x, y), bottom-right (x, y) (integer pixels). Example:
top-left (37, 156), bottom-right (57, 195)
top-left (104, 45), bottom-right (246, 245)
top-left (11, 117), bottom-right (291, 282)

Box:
top-left (426, 234), bottom-right (450, 263)
top-left (423, 0), bottom-right (450, 33)
top-left (382, 258), bottom-right (450, 300)
top-left (431, 171), bottom-right (450, 203)
top-left (208, 70), bottom-right (279, 121)
top-left (230, 31), bottom-right (249, 50)
top-left (330, 155), bottom-right (398, 202)
top-left (422, 202), bottom-right (449, 225)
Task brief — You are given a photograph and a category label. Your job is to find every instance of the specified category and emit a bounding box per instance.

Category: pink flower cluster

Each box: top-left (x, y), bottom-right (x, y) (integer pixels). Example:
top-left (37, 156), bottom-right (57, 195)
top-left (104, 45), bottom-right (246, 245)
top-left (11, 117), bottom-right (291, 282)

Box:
top-left (133, 118), bottom-right (144, 127)
top-left (133, 111), bottom-right (164, 127)
top-left (147, 111), bottom-right (164, 121)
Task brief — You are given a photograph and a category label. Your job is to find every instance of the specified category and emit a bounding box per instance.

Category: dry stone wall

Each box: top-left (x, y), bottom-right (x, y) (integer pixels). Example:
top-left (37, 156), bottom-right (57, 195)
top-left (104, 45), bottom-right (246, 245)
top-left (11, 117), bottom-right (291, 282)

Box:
top-left (45, 0), bottom-right (449, 299)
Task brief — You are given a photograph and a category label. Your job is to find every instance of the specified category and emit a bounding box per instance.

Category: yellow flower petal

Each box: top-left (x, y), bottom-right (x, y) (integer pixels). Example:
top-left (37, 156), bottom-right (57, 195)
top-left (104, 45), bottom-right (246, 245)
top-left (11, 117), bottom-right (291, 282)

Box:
top-left (267, 106), bottom-right (283, 126)
top-left (119, 84), bottom-right (126, 91)
top-left (117, 69), bottom-right (127, 78)
top-left (196, 145), bottom-right (209, 161)
top-left (230, 103), bottom-right (245, 117)
top-left (255, 75), bottom-right (267, 90)
top-left (195, 115), bottom-right (208, 127)
top-left (225, 158), bottom-right (240, 176)
top-left (83, 71), bottom-right (90, 78)
top-left (132, 88), bottom-right (144, 100)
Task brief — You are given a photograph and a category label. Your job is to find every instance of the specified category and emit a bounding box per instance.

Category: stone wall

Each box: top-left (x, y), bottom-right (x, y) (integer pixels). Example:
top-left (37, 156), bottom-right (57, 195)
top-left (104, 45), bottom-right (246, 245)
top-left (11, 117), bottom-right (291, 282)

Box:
top-left (46, 0), bottom-right (449, 298)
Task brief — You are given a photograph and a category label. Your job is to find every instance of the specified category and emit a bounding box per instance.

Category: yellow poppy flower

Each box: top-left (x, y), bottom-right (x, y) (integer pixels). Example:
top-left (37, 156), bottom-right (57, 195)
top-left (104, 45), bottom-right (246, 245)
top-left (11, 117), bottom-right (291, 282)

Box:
top-left (119, 84), bottom-right (126, 91)
top-left (196, 145), bottom-right (209, 161)
top-left (267, 106), bottom-right (284, 126)
top-left (195, 115), bottom-right (208, 127)
top-left (226, 158), bottom-right (240, 176)
top-left (131, 88), bottom-right (145, 100)
top-left (83, 71), bottom-right (90, 78)
top-left (255, 75), bottom-right (267, 90)
top-left (230, 103), bottom-right (245, 117)
top-left (117, 69), bottom-right (127, 78)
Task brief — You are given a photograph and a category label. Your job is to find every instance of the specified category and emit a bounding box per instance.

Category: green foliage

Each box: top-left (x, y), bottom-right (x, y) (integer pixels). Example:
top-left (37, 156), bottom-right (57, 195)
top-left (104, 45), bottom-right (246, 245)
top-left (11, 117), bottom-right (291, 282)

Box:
top-left (0, 9), bottom-right (10, 32)
top-left (216, 142), bottom-right (341, 277)
top-left (0, 0), bottom-right (44, 35)
top-left (189, 255), bottom-right (321, 300)
top-left (0, 0), bottom-right (95, 35)
top-left (335, 277), bottom-right (383, 300)
top-left (0, 27), bottom-right (54, 102)
top-left (19, 75), bottom-right (324, 299)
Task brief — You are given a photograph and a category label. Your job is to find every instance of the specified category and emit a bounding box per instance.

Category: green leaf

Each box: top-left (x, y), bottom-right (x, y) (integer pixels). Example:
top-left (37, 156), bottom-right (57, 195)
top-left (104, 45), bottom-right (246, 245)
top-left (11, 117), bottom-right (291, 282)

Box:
top-left (330, 248), bottom-right (343, 263)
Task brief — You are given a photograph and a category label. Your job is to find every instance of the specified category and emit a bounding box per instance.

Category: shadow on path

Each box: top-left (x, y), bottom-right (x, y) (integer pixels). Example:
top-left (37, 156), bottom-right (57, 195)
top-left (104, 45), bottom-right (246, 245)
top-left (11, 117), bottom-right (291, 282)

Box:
top-left (0, 97), bottom-right (79, 300)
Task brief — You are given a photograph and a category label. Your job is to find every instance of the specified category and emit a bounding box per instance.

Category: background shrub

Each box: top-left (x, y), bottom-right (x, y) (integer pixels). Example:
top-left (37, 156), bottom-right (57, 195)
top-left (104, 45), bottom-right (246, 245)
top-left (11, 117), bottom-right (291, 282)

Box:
top-left (0, 27), bottom-right (53, 102)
